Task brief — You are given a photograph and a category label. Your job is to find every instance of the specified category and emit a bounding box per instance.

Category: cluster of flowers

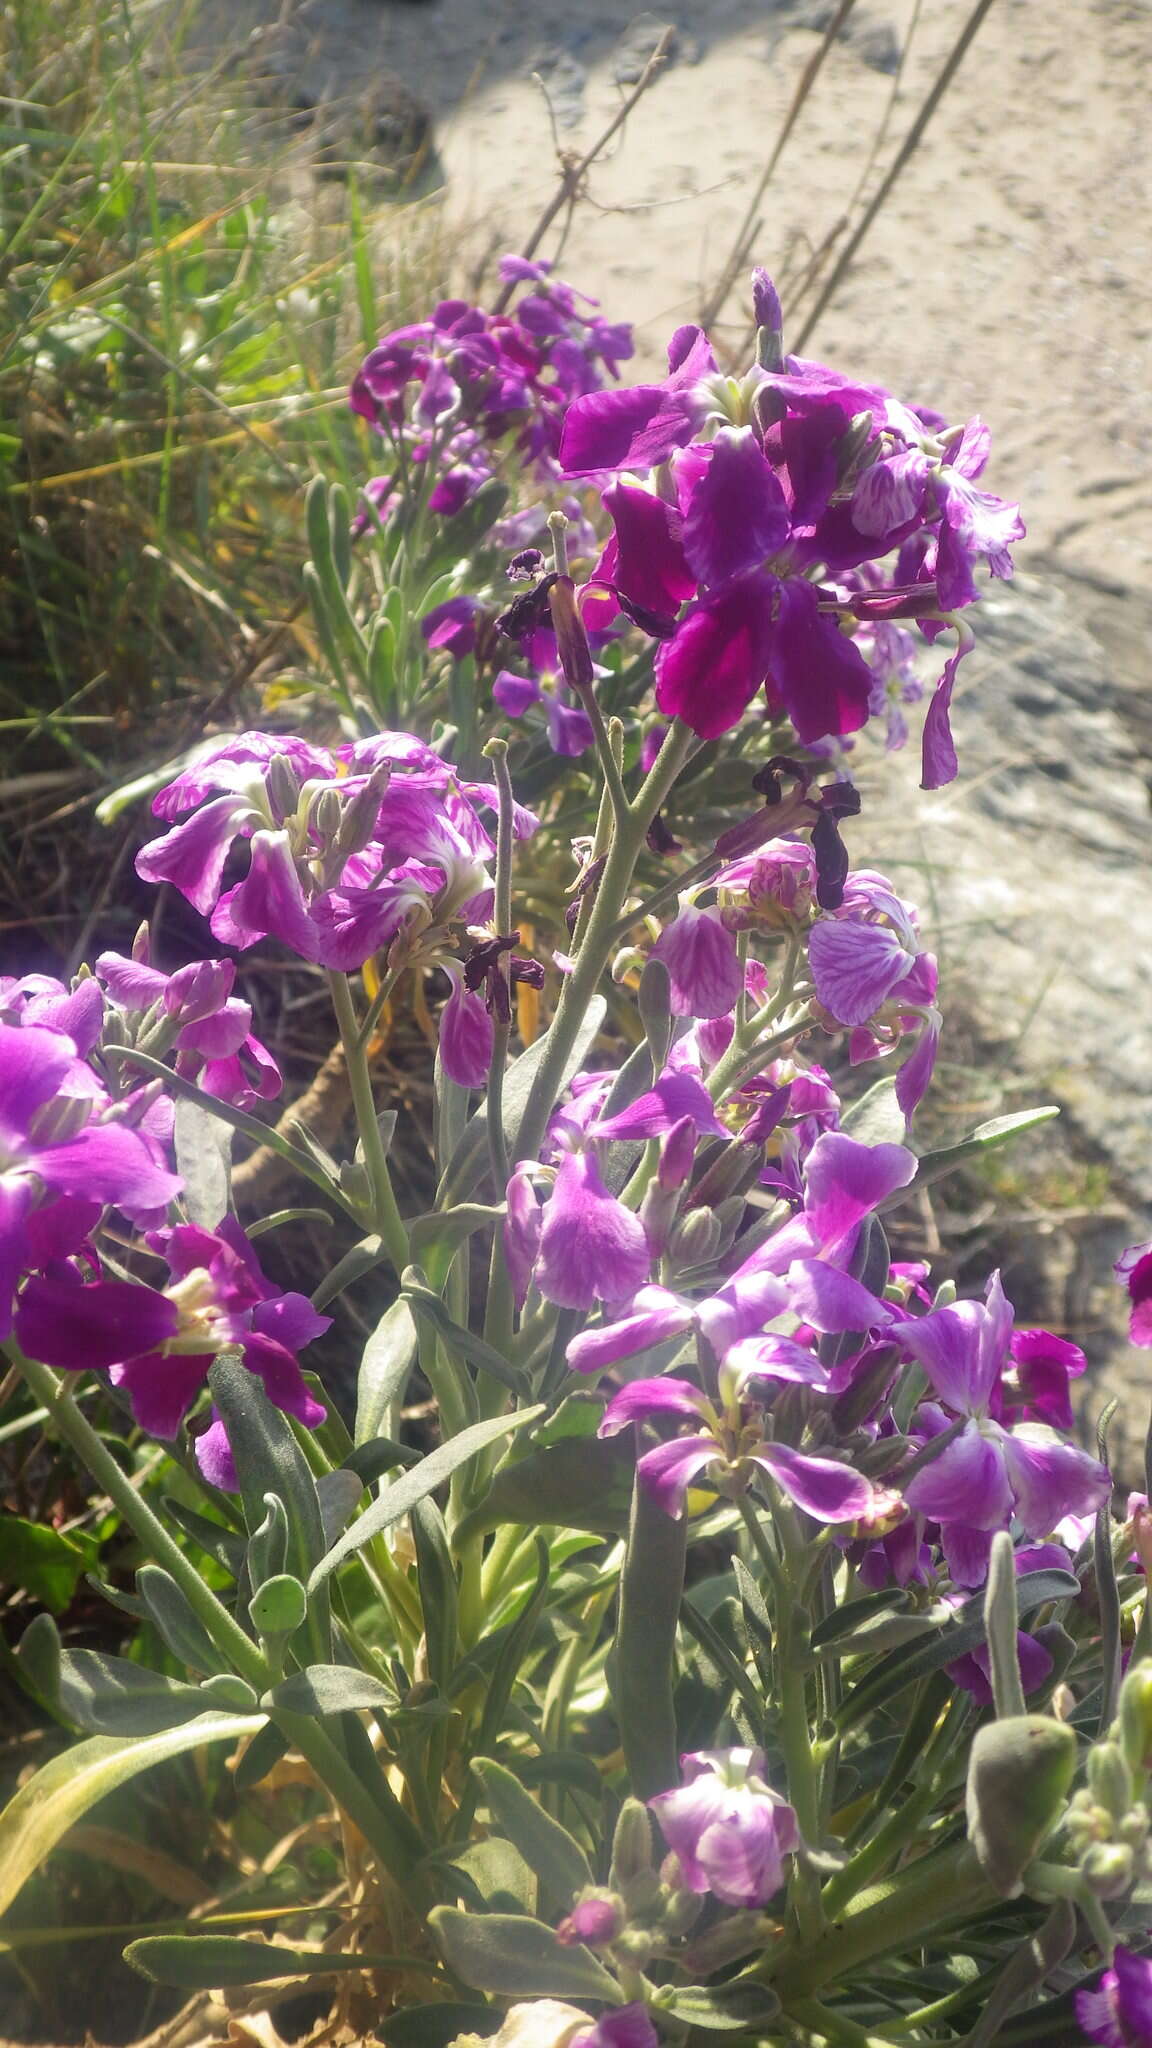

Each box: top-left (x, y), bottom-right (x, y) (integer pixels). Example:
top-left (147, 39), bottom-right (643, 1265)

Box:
top-left (349, 255), bottom-right (633, 529)
top-left (450, 1729), bottom-right (1152, 2048)
top-left (488, 269), bottom-right (1024, 787)
top-left (1, 969), bottom-right (327, 1487)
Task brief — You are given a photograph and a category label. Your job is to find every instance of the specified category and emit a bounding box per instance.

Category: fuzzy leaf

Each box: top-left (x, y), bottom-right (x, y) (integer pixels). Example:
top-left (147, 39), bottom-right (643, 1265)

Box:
top-left (125, 1934), bottom-right (429, 1988)
top-left (263, 1665), bottom-right (397, 1717)
top-left (174, 1095), bottom-right (231, 1229)
top-left (429, 1907), bottom-right (621, 2000)
top-left (354, 1295), bottom-right (418, 1446)
top-left (0, 1714), bottom-right (264, 1917)
top-left (966, 1715), bottom-right (1077, 1896)
top-left (471, 1759), bottom-right (593, 1910)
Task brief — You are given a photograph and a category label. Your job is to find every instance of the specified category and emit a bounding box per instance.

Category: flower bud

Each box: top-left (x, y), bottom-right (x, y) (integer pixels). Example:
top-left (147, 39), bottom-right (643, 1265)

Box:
top-left (1088, 1741), bottom-right (1135, 1823)
top-left (1116, 1807), bottom-right (1149, 1849)
top-left (1119, 1658), bottom-right (1152, 1773)
top-left (668, 1206), bottom-right (722, 1270)
top-left (659, 1886), bottom-right (705, 1937)
top-left (265, 753), bottom-right (301, 824)
top-left (1080, 1840), bottom-right (1135, 1899)
top-left (965, 1715), bottom-right (1077, 1897)
top-left (555, 1890), bottom-right (623, 1948)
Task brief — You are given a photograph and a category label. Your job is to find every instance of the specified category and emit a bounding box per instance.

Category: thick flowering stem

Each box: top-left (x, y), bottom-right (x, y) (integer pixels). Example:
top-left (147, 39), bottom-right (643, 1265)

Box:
top-left (767, 1845), bottom-right (993, 2002)
top-left (740, 1496), bottom-right (824, 1940)
top-left (482, 739), bottom-right (517, 1192)
top-left (327, 969), bottom-right (409, 1277)
top-left (513, 720), bottom-right (697, 1166)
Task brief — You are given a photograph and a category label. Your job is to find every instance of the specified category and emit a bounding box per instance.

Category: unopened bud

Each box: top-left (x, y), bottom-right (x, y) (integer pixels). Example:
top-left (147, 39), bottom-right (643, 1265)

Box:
top-left (668, 1206), bottom-right (722, 1270)
top-left (1119, 1658), bottom-right (1152, 1773)
top-left (555, 1891), bottom-right (623, 1948)
top-left (1117, 1807), bottom-right (1150, 1849)
top-left (1080, 1840), bottom-right (1135, 1899)
top-left (131, 920), bottom-right (152, 964)
top-left (265, 753), bottom-right (301, 824)
top-left (1088, 1741), bottom-right (1134, 1822)
top-left (657, 1115), bottom-right (697, 1193)
top-left (966, 1715), bottom-right (1077, 1897)
top-left (610, 1797), bottom-right (655, 1888)
top-left (660, 1886), bottom-right (705, 1938)
top-left (751, 269), bottom-right (783, 372)
top-left (333, 763), bottom-right (391, 863)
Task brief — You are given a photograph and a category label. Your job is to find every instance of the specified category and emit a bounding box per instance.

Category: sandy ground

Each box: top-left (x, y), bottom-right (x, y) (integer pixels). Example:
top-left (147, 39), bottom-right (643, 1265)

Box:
top-left (192, 0), bottom-right (1152, 601)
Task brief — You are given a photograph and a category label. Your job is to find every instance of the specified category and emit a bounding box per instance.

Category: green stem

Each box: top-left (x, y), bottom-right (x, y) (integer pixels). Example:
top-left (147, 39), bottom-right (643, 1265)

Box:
top-left (513, 721), bottom-right (697, 1166)
top-left (327, 969), bottom-right (409, 1277)
top-left (8, 1347), bottom-right (268, 1691)
top-left (766, 1845), bottom-right (992, 2001)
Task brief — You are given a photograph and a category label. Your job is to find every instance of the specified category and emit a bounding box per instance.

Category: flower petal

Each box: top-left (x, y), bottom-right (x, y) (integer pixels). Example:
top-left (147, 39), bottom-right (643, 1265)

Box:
top-left (751, 1441), bottom-right (874, 1523)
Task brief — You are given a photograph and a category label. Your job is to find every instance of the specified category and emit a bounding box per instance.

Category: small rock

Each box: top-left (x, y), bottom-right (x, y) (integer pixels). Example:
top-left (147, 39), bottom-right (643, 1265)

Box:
top-left (785, 2), bottom-right (902, 76)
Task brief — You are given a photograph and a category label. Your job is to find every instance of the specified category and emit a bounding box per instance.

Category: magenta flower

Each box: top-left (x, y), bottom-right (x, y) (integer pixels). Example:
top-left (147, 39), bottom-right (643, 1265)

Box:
top-left (559, 323), bottom-right (716, 476)
top-left (570, 2010), bottom-right (659, 2048)
top-left (95, 945), bottom-right (281, 1112)
top-left (651, 901), bottom-right (743, 1019)
top-left (897, 1272), bottom-right (1110, 1585)
top-left (532, 1148), bottom-right (652, 1312)
top-left (807, 869), bottom-right (941, 1116)
top-left (598, 1372), bottom-right (875, 1526)
top-left (1116, 1239), bottom-right (1152, 1348)
top-left (1076, 1946), bottom-right (1152, 2048)
top-left (648, 1749), bottom-right (799, 1908)
top-left (1, 1021), bottom-right (180, 1337)
top-left (135, 731), bottom-right (533, 976)
top-left (437, 964), bottom-right (495, 1089)
top-left (15, 1215), bottom-right (328, 1488)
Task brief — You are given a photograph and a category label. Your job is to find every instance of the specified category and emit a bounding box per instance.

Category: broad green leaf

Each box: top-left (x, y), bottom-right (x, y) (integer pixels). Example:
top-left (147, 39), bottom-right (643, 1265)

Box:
top-left (136, 1566), bottom-right (230, 1675)
top-left (614, 1475), bottom-right (686, 1799)
top-left (262, 1665), bottom-right (398, 1717)
top-left (57, 1650), bottom-right (223, 1736)
top-left (471, 1759), bottom-right (593, 1911)
top-left (125, 1934), bottom-right (436, 1988)
top-left (448, 1835), bottom-right (537, 1915)
top-left (886, 1106), bottom-right (1061, 1208)
top-left (248, 1574), bottom-right (308, 1639)
top-left (381, 2005), bottom-right (498, 2048)
top-left (429, 1907), bottom-right (621, 2000)
top-left (0, 1517), bottom-right (95, 1613)
top-left (354, 1295), bottom-right (418, 1446)
top-left (0, 1714), bottom-right (265, 1916)
top-left (453, 1430), bottom-right (634, 1544)
top-left (210, 1358), bottom-right (326, 1588)
top-left (308, 1407), bottom-right (544, 1591)
top-left (840, 1075), bottom-right (906, 1146)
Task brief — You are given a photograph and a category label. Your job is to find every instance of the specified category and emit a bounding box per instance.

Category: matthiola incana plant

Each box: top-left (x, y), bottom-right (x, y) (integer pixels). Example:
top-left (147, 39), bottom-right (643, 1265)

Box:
top-left (4, 265), bottom-right (1147, 2048)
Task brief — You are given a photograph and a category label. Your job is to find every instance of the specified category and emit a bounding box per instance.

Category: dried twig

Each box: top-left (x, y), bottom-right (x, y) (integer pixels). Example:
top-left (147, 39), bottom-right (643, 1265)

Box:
top-left (792, 0), bottom-right (999, 351)
top-left (697, 0), bottom-right (859, 335)
top-left (491, 27), bottom-right (675, 315)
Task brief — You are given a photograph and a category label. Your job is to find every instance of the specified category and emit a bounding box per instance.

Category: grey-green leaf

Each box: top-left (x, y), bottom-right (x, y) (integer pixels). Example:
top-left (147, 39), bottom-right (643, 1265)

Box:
top-left (308, 1407), bottom-right (544, 1591)
top-left (429, 1907), bottom-right (621, 2000)
top-left (471, 1758), bottom-right (593, 1911)
top-left (57, 1651), bottom-right (225, 1737)
top-left (354, 1295), bottom-right (418, 1446)
top-left (263, 1665), bottom-right (397, 1716)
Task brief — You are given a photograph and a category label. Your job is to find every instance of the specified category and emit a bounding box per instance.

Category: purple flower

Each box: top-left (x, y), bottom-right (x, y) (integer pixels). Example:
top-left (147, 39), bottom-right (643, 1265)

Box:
top-left (651, 902), bottom-right (743, 1019)
top-left (946, 1630), bottom-right (1054, 1707)
top-left (437, 964), bottom-right (494, 1089)
top-left (1117, 1240), bottom-right (1152, 1348)
top-left (898, 1272), bottom-right (1110, 1583)
top-left (95, 946), bottom-right (281, 1112)
top-left (534, 1149), bottom-right (652, 1311)
top-left (559, 324), bottom-right (716, 476)
top-left (648, 1748), bottom-right (800, 1907)
top-left (15, 1215), bottom-right (328, 1488)
top-left (1076, 1946), bottom-right (1152, 2048)
top-left (598, 1372), bottom-right (876, 1526)
top-left (0, 1021), bottom-right (181, 1336)
top-left (135, 732), bottom-right (530, 976)
top-left (807, 869), bottom-right (941, 1116)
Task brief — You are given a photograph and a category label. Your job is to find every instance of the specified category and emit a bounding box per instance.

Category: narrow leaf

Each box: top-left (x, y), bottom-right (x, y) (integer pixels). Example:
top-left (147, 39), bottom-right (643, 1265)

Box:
top-left (354, 1295), bottom-right (418, 1446)
top-left (262, 1665), bottom-right (397, 1717)
top-left (174, 1096), bottom-right (231, 1229)
top-left (0, 1714), bottom-right (265, 1917)
top-left (125, 1934), bottom-right (437, 1988)
top-left (307, 1407), bottom-right (544, 1590)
